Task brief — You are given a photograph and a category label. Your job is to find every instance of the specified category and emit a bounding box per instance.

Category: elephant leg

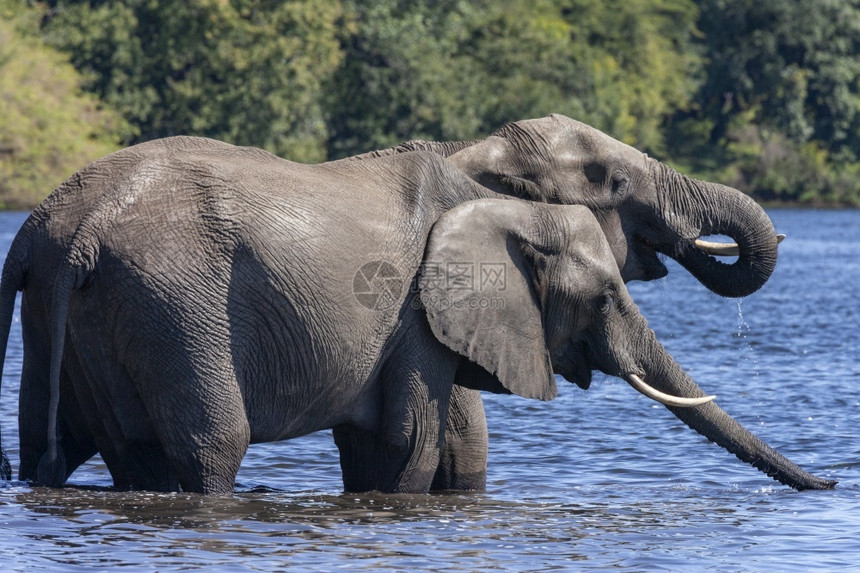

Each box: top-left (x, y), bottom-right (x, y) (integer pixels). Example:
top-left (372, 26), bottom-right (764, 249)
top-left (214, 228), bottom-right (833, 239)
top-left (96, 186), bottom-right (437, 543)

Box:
top-left (334, 394), bottom-right (449, 495)
top-left (335, 333), bottom-right (458, 494)
top-left (19, 305), bottom-right (97, 484)
top-left (140, 362), bottom-right (250, 494)
top-left (153, 391), bottom-right (249, 494)
top-left (335, 392), bottom-right (480, 494)
top-left (333, 424), bottom-right (382, 492)
top-left (55, 405), bottom-right (98, 483)
top-left (70, 320), bottom-right (246, 493)
top-left (17, 366), bottom-right (48, 481)
top-left (431, 384), bottom-right (488, 492)
top-left (114, 442), bottom-right (181, 492)
top-left (17, 363), bottom-right (96, 484)
top-left (68, 344), bottom-right (178, 491)
top-left (56, 349), bottom-right (100, 480)
top-left (90, 432), bottom-right (179, 492)
top-left (94, 403), bottom-right (179, 492)
top-left (17, 321), bottom-right (51, 481)
top-left (373, 340), bottom-right (459, 494)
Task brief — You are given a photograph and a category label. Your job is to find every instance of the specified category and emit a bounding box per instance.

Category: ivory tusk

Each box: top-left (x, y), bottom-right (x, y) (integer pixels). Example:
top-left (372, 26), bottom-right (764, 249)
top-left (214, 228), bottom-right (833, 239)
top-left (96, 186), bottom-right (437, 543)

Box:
top-left (625, 374), bottom-right (716, 408)
top-left (694, 233), bottom-right (785, 257)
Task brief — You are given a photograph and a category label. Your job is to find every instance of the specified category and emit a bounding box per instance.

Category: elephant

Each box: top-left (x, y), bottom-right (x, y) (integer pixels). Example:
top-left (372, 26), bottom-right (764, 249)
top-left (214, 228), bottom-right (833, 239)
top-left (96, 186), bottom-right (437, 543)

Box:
top-left (355, 114), bottom-right (781, 296)
top-left (0, 115), bottom-right (791, 491)
top-left (17, 146), bottom-right (841, 492)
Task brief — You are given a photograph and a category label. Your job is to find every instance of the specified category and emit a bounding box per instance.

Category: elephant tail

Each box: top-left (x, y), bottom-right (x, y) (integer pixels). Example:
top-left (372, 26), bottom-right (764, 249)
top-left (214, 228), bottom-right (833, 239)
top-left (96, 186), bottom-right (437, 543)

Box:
top-left (36, 256), bottom-right (80, 486)
top-left (38, 232), bottom-right (97, 487)
top-left (0, 219), bottom-right (35, 482)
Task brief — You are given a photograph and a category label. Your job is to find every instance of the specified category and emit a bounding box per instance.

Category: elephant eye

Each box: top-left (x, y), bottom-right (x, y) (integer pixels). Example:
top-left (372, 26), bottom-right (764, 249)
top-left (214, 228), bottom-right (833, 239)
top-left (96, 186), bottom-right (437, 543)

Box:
top-left (598, 292), bottom-right (614, 313)
top-left (611, 173), bottom-right (629, 194)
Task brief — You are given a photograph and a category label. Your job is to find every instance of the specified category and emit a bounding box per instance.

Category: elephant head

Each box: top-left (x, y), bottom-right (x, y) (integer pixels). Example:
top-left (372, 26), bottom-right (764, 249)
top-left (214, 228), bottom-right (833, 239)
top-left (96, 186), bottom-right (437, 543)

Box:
top-left (419, 199), bottom-right (834, 490)
top-left (431, 115), bottom-right (780, 298)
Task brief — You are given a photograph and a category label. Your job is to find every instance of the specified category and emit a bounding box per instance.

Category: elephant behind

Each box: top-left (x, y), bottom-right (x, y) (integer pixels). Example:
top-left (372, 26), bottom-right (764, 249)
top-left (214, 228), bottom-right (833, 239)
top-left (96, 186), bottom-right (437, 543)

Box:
top-left (8, 136), bottom-right (835, 493)
top-left (0, 115), bottom-right (801, 491)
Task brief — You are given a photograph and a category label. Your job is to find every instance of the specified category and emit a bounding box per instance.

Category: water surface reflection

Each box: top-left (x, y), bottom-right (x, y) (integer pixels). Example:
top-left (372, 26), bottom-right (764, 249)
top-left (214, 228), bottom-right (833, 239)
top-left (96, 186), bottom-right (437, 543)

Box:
top-left (2, 209), bottom-right (859, 571)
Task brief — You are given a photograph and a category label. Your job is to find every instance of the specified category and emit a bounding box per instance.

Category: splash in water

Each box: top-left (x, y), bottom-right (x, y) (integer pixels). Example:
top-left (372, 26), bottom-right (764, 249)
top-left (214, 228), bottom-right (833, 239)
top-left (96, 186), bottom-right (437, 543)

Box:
top-left (735, 299), bottom-right (759, 381)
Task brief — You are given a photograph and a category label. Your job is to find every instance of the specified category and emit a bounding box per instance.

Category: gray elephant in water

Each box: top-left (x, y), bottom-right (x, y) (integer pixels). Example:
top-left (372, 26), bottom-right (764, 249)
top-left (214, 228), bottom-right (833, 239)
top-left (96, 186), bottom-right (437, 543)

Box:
top-left (0, 132), bottom-right (834, 493)
top-left (14, 164), bottom-right (838, 493)
top-left (0, 115), bottom-right (805, 491)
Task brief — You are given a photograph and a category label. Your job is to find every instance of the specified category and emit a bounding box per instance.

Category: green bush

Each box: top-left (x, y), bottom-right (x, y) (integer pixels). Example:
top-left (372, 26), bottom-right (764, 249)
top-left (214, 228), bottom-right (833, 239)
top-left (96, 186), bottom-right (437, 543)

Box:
top-left (42, 0), bottom-right (344, 162)
top-left (0, 0), bottom-right (132, 209)
top-left (734, 135), bottom-right (860, 207)
top-left (668, 116), bottom-right (860, 207)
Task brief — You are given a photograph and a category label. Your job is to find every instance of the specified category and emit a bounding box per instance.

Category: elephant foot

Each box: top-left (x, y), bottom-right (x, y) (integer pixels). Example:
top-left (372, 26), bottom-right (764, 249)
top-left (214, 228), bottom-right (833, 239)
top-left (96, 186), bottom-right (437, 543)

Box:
top-left (36, 448), bottom-right (67, 487)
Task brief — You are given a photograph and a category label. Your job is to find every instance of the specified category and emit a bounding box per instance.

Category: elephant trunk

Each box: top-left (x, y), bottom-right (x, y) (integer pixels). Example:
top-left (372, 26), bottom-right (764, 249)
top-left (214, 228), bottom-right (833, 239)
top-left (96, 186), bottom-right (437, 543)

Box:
top-left (653, 162), bottom-right (779, 298)
top-left (668, 400), bottom-right (836, 490)
top-left (627, 314), bottom-right (835, 491)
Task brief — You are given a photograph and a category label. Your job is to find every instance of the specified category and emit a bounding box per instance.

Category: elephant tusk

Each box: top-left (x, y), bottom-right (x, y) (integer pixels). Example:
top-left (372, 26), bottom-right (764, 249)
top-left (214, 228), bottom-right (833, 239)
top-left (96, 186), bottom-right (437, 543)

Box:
top-left (625, 374), bottom-right (716, 408)
top-left (695, 233), bottom-right (785, 257)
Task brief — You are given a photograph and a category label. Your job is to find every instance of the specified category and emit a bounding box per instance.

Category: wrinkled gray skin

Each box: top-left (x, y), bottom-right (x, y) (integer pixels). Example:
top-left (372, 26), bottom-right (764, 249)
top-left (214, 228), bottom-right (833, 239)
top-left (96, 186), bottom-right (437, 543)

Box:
top-left (4, 164), bottom-right (836, 492)
top-left (0, 115), bottom-right (831, 492)
top-left (358, 116), bottom-right (780, 296)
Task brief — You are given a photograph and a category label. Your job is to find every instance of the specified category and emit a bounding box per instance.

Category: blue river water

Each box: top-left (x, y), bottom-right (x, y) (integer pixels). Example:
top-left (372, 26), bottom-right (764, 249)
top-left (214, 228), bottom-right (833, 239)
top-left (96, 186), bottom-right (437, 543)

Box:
top-left (0, 208), bottom-right (858, 571)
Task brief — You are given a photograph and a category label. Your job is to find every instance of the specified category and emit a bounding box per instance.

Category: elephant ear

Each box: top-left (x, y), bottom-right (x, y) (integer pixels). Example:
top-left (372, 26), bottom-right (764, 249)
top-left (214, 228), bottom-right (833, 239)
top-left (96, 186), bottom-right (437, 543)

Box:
top-left (419, 200), bottom-right (557, 401)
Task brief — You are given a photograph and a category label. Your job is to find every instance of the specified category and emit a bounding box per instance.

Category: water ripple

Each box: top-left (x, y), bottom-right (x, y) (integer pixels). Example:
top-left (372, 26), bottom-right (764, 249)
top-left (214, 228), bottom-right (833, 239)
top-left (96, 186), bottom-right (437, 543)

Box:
top-left (1, 210), bottom-right (859, 570)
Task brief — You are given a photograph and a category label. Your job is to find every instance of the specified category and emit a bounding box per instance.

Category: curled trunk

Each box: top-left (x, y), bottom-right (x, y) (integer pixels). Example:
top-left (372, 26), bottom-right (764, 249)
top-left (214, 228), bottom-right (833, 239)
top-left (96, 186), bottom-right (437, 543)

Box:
top-left (654, 162), bottom-right (779, 298)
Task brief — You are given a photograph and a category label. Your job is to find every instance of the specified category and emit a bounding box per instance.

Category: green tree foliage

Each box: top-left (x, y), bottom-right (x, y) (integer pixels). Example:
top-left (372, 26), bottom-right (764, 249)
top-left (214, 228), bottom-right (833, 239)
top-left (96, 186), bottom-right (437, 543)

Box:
top-left (43, 0), bottom-right (344, 162)
top-left (325, 0), bottom-right (487, 156)
top-left (672, 0), bottom-right (860, 205)
top-left (3, 0), bottom-right (859, 208)
top-left (327, 0), bottom-right (701, 158)
top-left (0, 0), bottom-right (131, 209)
top-left (561, 0), bottom-right (701, 154)
top-left (696, 0), bottom-right (860, 153)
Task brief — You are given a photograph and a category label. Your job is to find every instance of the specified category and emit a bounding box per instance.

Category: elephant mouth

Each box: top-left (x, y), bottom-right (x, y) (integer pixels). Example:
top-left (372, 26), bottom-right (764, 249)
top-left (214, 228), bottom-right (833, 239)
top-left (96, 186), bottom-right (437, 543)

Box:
top-left (563, 340), bottom-right (715, 408)
top-left (558, 340), bottom-right (594, 390)
top-left (564, 365), bottom-right (716, 408)
top-left (628, 236), bottom-right (669, 282)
